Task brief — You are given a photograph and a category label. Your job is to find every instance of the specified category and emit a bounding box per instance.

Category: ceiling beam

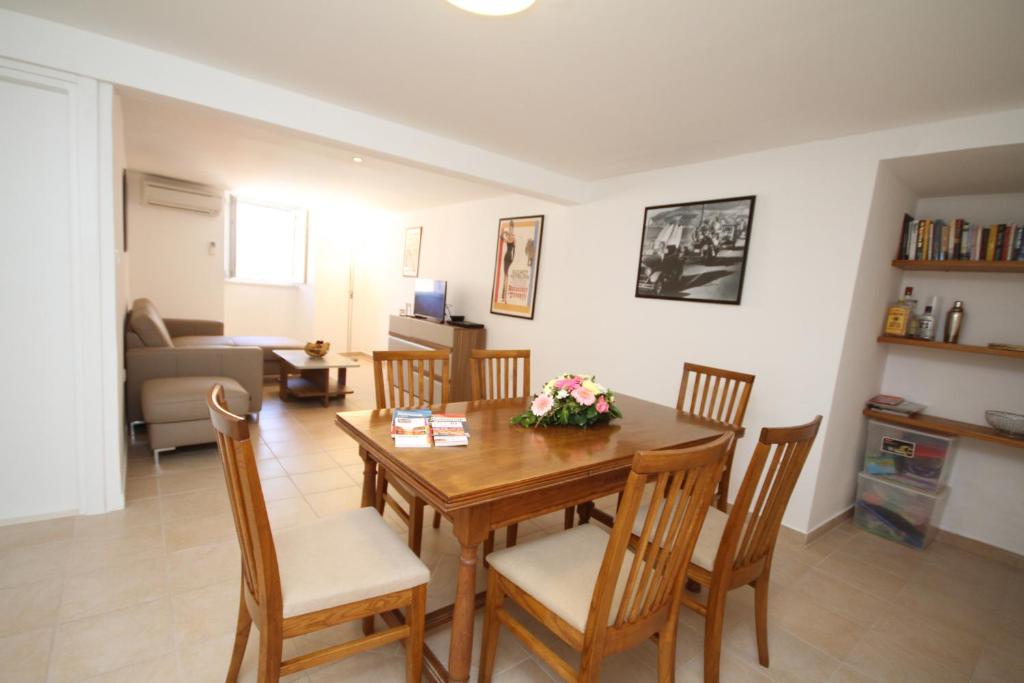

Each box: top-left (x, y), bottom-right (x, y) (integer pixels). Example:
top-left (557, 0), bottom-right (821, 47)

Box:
top-left (0, 9), bottom-right (591, 205)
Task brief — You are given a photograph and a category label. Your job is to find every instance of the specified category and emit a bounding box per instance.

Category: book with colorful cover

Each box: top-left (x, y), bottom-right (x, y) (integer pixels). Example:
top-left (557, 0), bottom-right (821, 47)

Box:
top-left (429, 414), bottom-right (469, 447)
top-left (392, 409), bottom-right (432, 448)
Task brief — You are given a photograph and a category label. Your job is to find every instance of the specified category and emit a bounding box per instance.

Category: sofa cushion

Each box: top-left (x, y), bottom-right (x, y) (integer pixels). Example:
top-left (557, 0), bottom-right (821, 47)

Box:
top-left (129, 299), bottom-right (174, 348)
top-left (275, 507), bottom-right (430, 618)
top-left (142, 376), bottom-right (248, 423)
top-left (232, 336), bottom-right (305, 354)
top-left (172, 335), bottom-right (238, 347)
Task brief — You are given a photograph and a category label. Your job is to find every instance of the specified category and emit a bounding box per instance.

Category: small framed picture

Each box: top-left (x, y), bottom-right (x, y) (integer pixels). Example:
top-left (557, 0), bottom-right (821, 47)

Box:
top-left (402, 226), bottom-right (422, 277)
top-left (635, 195), bottom-right (755, 305)
top-left (490, 215), bottom-right (543, 320)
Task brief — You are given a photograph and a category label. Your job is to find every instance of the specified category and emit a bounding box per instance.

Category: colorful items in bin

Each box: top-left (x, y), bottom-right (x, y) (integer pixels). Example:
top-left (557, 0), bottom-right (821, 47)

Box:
top-left (863, 420), bottom-right (956, 492)
top-left (854, 473), bottom-right (949, 550)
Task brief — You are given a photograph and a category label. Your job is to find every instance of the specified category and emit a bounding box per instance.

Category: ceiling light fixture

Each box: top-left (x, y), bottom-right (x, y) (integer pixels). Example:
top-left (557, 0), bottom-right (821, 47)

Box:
top-left (446, 0), bottom-right (535, 17)
top-left (352, 156), bottom-right (364, 163)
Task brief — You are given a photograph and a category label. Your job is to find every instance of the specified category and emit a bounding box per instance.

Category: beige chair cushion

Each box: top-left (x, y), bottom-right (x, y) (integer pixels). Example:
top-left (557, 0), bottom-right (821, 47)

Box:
top-left (142, 376), bottom-right (248, 423)
top-left (632, 503), bottom-right (728, 571)
top-left (486, 524), bottom-right (634, 631)
top-left (129, 299), bottom-right (174, 348)
top-left (275, 507), bottom-right (430, 618)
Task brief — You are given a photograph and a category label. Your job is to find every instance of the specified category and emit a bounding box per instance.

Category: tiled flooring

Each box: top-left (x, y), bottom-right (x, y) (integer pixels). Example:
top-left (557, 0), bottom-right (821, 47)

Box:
top-left (1, 360), bottom-right (1022, 682)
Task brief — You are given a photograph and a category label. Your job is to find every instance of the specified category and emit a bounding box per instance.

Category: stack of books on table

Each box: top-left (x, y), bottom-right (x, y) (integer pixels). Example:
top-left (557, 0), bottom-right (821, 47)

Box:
top-left (390, 410), bottom-right (470, 447)
top-left (391, 409), bottom-right (432, 448)
top-left (430, 414), bottom-right (469, 447)
top-left (865, 394), bottom-right (925, 416)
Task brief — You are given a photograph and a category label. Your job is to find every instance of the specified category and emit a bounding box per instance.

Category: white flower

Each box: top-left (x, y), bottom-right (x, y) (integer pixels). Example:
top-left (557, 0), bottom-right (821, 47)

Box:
top-left (556, 389), bottom-right (568, 399)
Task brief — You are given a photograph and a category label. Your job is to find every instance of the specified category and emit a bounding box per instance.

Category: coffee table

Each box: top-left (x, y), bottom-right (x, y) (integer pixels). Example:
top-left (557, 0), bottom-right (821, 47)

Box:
top-left (273, 350), bottom-right (360, 407)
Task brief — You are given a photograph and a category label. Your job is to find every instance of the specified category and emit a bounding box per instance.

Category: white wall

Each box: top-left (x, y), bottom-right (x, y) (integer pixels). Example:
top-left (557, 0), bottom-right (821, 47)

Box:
top-left (125, 171), bottom-right (226, 320)
top-left (877, 193), bottom-right (1024, 554)
top-left (356, 112), bottom-right (1024, 540)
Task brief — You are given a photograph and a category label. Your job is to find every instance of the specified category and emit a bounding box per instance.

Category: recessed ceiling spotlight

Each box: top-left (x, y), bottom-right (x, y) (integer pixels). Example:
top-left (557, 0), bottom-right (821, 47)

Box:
top-left (446, 0), bottom-right (535, 17)
top-left (352, 156), bottom-right (364, 164)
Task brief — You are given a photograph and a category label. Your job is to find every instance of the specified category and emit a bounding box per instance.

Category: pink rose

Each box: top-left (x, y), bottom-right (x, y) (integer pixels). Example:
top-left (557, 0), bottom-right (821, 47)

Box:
top-left (531, 394), bottom-right (554, 417)
top-left (571, 387), bottom-right (595, 406)
top-left (595, 396), bottom-right (609, 414)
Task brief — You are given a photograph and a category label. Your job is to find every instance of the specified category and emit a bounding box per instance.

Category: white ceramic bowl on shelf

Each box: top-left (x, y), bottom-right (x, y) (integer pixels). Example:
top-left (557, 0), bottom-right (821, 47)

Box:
top-left (985, 410), bottom-right (1024, 438)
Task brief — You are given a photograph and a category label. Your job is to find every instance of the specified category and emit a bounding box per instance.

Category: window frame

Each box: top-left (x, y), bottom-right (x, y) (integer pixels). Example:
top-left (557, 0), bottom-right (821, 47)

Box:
top-left (226, 195), bottom-right (309, 287)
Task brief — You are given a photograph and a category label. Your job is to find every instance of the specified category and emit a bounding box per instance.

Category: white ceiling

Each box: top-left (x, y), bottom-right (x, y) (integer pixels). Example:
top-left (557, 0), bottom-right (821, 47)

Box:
top-left (5, 0), bottom-right (1024, 180)
top-left (119, 88), bottom-right (499, 211)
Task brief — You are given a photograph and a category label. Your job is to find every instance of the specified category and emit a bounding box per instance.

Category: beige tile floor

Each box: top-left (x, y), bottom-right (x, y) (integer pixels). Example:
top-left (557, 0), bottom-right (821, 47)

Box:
top-left (1, 361), bottom-right (1022, 682)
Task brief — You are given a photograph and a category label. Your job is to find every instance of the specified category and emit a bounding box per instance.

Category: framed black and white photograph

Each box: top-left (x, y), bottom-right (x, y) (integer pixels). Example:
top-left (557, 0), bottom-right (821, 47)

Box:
top-left (402, 226), bottom-right (422, 277)
top-left (634, 195), bottom-right (755, 305)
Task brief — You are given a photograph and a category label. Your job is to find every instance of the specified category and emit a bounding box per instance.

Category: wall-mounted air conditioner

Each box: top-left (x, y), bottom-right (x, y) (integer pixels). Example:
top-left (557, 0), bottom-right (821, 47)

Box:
top-left (142, 175), bottom-right (223, 216)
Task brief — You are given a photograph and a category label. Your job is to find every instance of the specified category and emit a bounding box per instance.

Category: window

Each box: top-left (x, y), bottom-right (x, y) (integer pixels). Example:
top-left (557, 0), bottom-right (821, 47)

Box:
top-left (228, 196), bottom-right (308, 285)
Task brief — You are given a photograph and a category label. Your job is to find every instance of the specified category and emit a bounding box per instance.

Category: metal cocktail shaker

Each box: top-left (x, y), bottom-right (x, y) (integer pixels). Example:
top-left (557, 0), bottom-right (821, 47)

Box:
top-left (944, 300), bottom-right (965, 343)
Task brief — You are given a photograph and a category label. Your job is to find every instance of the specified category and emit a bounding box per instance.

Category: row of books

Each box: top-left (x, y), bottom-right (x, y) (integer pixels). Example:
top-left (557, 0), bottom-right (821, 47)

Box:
top-left (897, 215), bottom-right (1024, 261)
top-left (391, 409), bottom-right (469, 448)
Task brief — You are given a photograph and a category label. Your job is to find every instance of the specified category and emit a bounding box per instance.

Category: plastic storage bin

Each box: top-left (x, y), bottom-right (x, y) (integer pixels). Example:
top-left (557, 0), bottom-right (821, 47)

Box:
top-left (854, 472), bottom-right (948, 550)
top-left (862, 419), bottom-right (956, 491)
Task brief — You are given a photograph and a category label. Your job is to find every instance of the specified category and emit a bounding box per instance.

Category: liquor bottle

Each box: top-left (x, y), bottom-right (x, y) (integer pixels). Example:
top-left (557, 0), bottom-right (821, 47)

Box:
top-left (917, 297), bottom-right (938, 341)
top-left (903, 287), bottom-right (919, 337)
top-left (883, 286), bottom-right (915, 337)
top-left (944, 300), bottom-right (965, 343)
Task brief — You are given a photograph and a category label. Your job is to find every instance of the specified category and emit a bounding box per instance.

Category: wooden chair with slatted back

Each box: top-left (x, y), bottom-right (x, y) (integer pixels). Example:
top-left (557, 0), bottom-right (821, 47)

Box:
top-left (468, 349), bottom-right (532, 557)
top-left (207, 385), bottom-right (429, 683)
top-left (677, 363), bottom-right (755, 511)
top-left (478, 432), bottom-right (733, 683)
top-left (681, 416), bottom-right (822, 683)
top-left (371, 349), bottom-right (450, 557)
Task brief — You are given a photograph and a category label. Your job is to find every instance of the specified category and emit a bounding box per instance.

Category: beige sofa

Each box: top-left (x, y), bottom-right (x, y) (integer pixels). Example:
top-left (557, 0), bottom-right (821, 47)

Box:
top-left (124, 298), bottom-right (303, 423)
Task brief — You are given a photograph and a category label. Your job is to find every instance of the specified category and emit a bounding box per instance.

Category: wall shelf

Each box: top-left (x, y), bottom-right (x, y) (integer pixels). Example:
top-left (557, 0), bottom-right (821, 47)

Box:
top-left (863, 409), bottom-right (1024, 450)
top-left (877, 336), bottom-right (1024, 360)
top-left (891, 259), bottom-right (1024, 273)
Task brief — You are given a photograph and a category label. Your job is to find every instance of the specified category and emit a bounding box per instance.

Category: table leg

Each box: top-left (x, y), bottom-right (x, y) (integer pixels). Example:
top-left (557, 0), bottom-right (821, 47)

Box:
top-left (449, 541), bottom-right (480, 683)
top-left (338, 367), bottom-right (348, 399)
top-left (278, 362), bottom-right (289, 401)
top-left (359, 448), bottom-right (377, 509)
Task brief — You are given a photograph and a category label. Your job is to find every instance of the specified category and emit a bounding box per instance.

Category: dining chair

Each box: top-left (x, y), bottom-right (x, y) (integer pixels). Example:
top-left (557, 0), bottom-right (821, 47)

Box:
top-left (676, 363), bottom-right (755, 511)
top-left (206, 385), bottom-right (430, 683)
top-left (371, 349), bottom-right (450, 556)
top-left (677, 416), bottom-right (822, 683)
top-left (469, 348), bottom-right (532, 556)
top-left (478, 432), bottom-right (734, 683)
top-left (587, 362), bottom-right (754, 530)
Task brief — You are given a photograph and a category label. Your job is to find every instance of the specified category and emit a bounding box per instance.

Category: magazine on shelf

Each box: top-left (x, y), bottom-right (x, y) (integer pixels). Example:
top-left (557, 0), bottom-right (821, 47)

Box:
top-left (430, 414), bottom-right (469, 447)
top-left (392, 409), bottom-right (432, 448)
top-left (865, 397), bottom-right (925, 416)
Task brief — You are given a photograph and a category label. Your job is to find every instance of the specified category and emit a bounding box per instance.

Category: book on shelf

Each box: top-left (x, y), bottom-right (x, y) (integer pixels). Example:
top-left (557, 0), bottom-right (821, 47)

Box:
top-left (392, 409), bottom-right (432, 448)
top-left (429, 414), bottom-right (469, 447)
top-left (865, 397), bottom-right (925, 416)
top-left (897, 216), bottom-right (1023, 262)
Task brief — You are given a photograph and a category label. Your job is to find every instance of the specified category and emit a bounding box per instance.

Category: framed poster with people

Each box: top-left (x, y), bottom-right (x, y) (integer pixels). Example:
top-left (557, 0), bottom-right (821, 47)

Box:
top-left (490, 215), bottom-right (544, 319)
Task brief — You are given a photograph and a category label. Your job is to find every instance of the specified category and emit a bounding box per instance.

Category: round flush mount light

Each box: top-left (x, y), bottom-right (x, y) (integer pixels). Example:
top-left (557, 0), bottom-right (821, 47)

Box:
top-left (446, 0), bottom-right (535, 16)
top-left (352, 156), bottom-right (364, 164)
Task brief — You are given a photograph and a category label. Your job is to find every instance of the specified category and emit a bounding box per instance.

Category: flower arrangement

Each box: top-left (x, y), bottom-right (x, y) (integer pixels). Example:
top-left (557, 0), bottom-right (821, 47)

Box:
top-left (511, 373), bottom-right (623, 428)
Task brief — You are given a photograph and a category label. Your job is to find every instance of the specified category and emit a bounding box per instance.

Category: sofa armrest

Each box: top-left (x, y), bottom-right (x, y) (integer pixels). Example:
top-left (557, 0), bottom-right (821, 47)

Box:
top-left (125, 345), bottom-right (263, 423)
top-left (163, 318), bottom-right (225, 337)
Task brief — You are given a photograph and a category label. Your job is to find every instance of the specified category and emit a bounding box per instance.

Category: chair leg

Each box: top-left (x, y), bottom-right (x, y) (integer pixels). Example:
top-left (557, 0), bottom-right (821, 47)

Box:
top-left (227, 581), bottom-right (252, 682)
top-left (563, 506), bottom-right (575, 529)
top-left (505, 523), bottom-right (518, 548)
top-left (432, 509), bottom-right (442, 529)
top-left (256, 625), bottom-right (283, 683)
top-left (406, 584), bottom-right (426, 683)
top-left (702, 585), bottom-right (728, 683)
top-left (409, 497), bottom-right (425, 557)
top-left (657, 627), bottom-right (677, 683)
top-left (754, 573), bottom-right (770, 667)
top-left (478, 571), bottom-right (504, 683)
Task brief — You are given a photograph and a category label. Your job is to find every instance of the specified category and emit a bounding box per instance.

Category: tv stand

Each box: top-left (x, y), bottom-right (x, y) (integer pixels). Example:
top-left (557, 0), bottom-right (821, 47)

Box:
top-left (388, 315), bottom-right (486, 401)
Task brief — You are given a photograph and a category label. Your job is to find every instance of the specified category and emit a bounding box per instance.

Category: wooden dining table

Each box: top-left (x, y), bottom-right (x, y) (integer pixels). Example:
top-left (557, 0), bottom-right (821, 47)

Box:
top-left (335, 393), bottom-right (737, 683)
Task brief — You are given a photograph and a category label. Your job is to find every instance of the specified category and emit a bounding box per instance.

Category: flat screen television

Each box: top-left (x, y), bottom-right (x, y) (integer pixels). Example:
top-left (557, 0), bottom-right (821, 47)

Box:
top-left (413, 278), bottom-right (447, 322)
